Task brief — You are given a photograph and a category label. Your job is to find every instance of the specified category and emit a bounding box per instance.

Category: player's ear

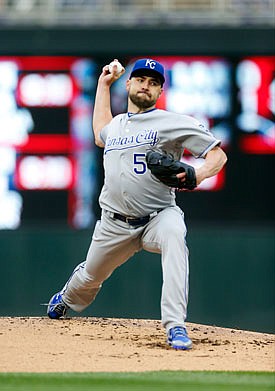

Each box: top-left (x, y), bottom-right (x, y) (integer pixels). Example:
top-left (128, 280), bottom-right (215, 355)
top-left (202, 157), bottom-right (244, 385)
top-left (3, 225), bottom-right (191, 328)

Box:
top-left (158, 87), bottom-right (163, 98)
top-left (126, 79), bottom-right (131, 91)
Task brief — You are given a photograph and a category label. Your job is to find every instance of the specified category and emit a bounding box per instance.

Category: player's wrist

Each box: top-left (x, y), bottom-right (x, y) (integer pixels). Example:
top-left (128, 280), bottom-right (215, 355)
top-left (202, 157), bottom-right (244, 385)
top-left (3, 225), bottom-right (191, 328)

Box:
top-left (98, 76), bottom-right (113, 88)
top-left (194, 167), bottom-right (207, 185)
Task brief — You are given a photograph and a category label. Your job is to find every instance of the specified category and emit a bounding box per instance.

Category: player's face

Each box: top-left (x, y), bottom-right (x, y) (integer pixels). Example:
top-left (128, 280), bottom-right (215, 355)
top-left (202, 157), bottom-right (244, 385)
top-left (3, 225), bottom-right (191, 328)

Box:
top-left (127, 76), bottom-right (163, 110)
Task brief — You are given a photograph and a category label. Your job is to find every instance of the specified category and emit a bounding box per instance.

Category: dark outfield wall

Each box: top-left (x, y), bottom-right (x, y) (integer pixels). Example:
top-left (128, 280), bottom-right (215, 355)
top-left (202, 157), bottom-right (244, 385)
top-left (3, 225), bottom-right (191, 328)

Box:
top-left (0, 224), bottom-right (273, 333)
top-left (0, 26), bottom-right (273, 56)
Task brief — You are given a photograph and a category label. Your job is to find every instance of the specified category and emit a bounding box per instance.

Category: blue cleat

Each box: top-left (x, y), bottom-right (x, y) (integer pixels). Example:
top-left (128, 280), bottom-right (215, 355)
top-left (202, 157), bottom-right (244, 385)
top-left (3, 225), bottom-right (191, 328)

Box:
top-left (47, 292), bottom-right (68, 319)
top-left (167, 326), bottom-right (192, 350)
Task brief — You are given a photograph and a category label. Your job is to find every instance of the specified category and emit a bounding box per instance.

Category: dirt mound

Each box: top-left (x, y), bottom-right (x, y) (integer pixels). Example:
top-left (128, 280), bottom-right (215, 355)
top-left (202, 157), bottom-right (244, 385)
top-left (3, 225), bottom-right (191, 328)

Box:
top-left (0, 317), bottom-right (274, 372)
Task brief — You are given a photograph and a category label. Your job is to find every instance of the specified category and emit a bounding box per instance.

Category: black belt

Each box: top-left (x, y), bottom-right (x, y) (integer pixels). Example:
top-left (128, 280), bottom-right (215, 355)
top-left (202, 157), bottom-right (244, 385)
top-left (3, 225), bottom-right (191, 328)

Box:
top-left (112, 211), bottom-right (160, 227)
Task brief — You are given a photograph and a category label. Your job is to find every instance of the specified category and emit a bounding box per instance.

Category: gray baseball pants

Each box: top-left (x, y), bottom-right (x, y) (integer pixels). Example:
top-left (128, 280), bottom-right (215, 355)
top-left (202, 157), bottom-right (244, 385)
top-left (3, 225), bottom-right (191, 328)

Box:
top-left (61, 205), bottom-right (189, 333)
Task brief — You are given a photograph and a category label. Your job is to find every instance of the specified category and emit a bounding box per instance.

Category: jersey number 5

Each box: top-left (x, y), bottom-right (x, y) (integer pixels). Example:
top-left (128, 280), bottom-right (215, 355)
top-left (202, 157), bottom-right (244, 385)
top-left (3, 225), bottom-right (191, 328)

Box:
top-left (133, 153), bottom-right (146, 174)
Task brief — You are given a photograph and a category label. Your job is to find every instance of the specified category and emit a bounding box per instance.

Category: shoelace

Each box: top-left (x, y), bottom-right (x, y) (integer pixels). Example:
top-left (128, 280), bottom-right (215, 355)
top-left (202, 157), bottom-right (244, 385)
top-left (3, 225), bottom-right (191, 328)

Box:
top-left (171, 327), bottom-right (186, 337)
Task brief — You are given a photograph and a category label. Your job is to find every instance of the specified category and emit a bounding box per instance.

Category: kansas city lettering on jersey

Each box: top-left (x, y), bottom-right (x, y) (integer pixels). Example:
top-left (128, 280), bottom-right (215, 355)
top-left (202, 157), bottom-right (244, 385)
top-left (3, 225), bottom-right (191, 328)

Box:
top-left (104, 130), bottom-right (159, 153)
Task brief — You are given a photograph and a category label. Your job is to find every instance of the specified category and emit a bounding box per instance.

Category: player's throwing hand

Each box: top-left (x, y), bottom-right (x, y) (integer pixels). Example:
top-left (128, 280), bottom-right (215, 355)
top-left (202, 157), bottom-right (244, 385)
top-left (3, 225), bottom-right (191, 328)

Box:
top-left (100, 59), bottom-right (125, 86)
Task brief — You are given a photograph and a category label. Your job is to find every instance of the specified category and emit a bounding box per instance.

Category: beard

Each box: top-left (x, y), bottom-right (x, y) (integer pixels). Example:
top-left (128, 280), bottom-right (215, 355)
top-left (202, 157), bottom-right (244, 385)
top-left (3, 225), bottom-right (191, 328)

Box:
top-left (129, 91), bottom-right (157, 110)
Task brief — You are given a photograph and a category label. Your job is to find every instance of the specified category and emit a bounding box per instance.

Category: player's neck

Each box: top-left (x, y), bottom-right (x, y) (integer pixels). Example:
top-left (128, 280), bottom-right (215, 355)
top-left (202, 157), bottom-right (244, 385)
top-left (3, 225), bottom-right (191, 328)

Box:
top-left (127, 102), bottom-right (156, 114)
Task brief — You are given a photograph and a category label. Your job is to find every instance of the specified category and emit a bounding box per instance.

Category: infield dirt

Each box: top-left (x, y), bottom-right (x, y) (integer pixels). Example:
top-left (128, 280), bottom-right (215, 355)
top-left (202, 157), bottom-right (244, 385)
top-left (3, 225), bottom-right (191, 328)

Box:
top-left (0, 317), bottom-right (274, 372)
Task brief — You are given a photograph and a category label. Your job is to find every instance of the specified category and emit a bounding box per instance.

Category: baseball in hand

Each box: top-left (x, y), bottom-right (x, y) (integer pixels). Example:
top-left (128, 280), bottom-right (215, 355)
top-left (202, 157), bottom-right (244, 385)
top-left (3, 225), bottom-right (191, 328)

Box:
top-left (108, 60), bottom-right (123, 75)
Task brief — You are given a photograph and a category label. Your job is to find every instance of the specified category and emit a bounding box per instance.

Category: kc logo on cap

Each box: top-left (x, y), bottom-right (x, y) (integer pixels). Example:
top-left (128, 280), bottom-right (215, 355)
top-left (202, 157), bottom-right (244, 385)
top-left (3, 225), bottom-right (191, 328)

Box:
top-left (130, 58), bottom-right (165, 85)
top-left (145, 59), bottom-right (156, 69)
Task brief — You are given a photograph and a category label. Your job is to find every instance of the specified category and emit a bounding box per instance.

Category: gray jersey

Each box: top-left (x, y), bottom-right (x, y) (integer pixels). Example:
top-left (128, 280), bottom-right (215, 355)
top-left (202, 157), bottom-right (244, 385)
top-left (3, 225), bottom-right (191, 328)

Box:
top-left (99, 109), bottom-right (220, 217)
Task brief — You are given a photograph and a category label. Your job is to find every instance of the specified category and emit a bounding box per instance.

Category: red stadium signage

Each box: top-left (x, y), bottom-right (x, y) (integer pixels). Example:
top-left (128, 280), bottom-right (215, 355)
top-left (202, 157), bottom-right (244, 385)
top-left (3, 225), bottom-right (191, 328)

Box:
top-left (236, 56), bottom-right (275, 154)
top-left (0, 56), bottom-right (97, 229)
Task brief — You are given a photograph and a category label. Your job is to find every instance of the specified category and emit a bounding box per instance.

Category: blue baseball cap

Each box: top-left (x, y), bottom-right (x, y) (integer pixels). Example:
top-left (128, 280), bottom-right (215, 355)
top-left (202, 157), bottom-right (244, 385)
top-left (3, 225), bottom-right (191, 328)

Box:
top-left (130, 58), bottom-right (165, 85)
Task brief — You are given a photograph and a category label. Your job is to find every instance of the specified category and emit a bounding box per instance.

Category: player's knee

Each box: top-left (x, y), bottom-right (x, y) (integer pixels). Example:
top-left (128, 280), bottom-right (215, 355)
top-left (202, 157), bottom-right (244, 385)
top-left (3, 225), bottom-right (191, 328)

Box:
top-left (165, 223), bottom-right (186, 239)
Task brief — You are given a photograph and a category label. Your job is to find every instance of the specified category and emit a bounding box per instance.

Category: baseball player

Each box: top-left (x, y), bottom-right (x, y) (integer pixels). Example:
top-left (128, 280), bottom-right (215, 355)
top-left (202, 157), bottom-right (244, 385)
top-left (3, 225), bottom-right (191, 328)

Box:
top-left (47, 58), bottom-right (227, 350)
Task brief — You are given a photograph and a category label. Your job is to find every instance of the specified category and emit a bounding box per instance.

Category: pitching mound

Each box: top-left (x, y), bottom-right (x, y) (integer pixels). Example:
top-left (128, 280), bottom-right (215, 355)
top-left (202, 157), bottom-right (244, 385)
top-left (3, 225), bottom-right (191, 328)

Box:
top-left (0, 317), bottom-right (274, 372)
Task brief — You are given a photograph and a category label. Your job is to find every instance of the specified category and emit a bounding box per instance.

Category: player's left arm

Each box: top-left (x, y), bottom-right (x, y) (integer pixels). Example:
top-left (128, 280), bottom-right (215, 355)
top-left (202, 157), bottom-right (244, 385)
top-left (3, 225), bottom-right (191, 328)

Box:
top-left (177, 146), bottom-right (227, 186)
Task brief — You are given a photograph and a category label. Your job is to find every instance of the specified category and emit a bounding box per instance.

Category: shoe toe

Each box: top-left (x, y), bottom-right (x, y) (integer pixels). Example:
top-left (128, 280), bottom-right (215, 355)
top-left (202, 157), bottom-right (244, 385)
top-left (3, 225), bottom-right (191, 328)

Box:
top-left (171, 338), bottom-right (192, 350)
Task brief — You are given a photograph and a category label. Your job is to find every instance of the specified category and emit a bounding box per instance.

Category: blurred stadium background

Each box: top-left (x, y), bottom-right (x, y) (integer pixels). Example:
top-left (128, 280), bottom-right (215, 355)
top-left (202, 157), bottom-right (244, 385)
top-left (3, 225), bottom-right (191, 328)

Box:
top-left (0, 0), bottom-right (273, 26)
top-left (0, 0), bottom-right (274, 333)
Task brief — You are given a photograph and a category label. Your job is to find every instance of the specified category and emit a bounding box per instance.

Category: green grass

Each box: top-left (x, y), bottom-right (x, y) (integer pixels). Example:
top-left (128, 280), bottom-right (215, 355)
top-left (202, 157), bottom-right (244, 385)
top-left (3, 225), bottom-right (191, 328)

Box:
top-left (0, 371), bottom-right (274, 391)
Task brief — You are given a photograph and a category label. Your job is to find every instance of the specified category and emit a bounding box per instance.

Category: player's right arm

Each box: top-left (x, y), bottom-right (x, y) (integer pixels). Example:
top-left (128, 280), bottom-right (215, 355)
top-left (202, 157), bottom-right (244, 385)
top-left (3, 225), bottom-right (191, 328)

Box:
top-left (93, 61), bottom-right (125, 148)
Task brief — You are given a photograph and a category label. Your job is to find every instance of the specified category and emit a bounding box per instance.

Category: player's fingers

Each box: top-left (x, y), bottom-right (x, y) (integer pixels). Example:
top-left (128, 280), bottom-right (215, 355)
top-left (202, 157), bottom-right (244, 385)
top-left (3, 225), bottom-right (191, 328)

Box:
top-left (111, 64), bottom-right (125, 76)
top-left (176, 172), bottom-right (186, 180)
top-left (112, 59), bottom-right (125, 74)
top-left (102, 65), bottom-right (110, 73)
top-left (100, 65), bottom-right (116, 82)
top-left (110, 64), bottom-right (118, 75)
top-left (100, 62), bottom-right (125, 84)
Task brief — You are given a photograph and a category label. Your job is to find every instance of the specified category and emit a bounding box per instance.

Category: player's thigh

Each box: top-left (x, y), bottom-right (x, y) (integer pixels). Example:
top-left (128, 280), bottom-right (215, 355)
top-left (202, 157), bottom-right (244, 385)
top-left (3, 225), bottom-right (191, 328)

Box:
top-left (141, 206), bottom-right (187, 252)
top-left (85, 218), bottom-right (141, 280)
